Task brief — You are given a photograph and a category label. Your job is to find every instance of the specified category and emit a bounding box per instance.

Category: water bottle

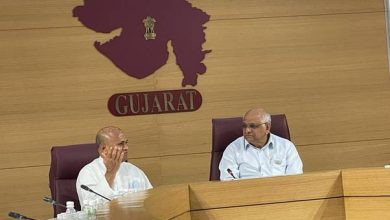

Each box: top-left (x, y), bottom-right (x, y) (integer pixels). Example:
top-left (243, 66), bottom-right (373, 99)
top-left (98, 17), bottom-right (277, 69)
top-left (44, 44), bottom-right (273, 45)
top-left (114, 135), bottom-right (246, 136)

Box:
top-left (66, 201), bottom-right (76, 213)
top-left (88, 200), bottom-right (97, 220)
top-left (82, 200), bottom-right (90, 219)
top-left (65, 201), bottom-right (76, 219)
top-left (56, 213), bottom-right (66, 220)
top-left (76, 211), bottom-right (88, 220)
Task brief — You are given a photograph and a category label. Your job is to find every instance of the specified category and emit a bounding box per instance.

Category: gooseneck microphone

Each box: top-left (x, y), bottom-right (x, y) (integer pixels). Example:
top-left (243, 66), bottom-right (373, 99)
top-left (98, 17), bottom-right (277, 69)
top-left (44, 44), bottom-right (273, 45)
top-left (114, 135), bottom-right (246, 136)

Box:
top-left (80, 184), bottom-right (111, 201)
top-left (227, 168), bottom-right (237, 179)
top-left (43, 196), bottom-right (67, 208)
top-left (8, 211), bottom-right (37, 220)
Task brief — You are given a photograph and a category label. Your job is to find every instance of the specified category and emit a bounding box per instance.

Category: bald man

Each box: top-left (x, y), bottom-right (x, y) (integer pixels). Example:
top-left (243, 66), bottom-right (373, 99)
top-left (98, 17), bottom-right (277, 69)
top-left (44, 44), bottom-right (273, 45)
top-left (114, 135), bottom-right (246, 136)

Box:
top-left (76, 126), bottom-right (152, 208)
top-left (219, 108), bottom-right (303, 180)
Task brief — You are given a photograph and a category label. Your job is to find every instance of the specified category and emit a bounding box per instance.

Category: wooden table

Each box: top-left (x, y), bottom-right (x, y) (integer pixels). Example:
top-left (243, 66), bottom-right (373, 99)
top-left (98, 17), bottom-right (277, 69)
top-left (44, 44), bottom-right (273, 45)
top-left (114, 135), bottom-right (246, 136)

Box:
top-left (97, 167), bottom-right (390, 219)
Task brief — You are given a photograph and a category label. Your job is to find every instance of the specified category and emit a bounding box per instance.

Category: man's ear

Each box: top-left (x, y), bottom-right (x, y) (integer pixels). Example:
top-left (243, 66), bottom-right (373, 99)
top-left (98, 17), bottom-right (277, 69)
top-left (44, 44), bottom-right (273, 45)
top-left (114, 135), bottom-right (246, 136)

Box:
top-left (266, 123), bottom-right (271, 132)
top-left (98, 144), bottom-right (106, 154)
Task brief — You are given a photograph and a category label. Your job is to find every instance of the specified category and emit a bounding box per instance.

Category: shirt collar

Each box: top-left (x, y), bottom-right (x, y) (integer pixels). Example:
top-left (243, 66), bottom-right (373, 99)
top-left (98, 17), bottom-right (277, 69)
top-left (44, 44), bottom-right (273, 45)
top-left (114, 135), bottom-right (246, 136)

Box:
top-left (244, 133), bottom-right (274, 150)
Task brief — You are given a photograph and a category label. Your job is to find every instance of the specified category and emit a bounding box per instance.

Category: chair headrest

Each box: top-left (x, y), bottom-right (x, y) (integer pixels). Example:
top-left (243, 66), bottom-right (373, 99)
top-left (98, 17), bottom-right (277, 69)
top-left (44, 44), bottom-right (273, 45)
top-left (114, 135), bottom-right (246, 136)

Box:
top-left (50, 143), bottom-right (99, 179)
top-left (211, 114), bottom-right (290, 153)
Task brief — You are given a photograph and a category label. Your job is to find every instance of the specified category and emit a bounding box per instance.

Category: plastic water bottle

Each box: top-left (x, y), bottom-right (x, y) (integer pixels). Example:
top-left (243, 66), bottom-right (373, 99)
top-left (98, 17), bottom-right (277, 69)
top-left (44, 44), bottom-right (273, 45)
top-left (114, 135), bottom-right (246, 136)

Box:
top-left (81, 200), bottom-right (96, 220)
top-left (65, 201), bottom-right (76, 219)
top-left (56, 213), bottom-right (66, 220)
top-left (82, 200), bottom-right (90, 219)
top-left (82, 200), bottom-right (89, 212)
top-left (76, 211), bottom-right (88, 220)
top-left (88, 200), bottom-right (97, 220)
top-left (66, 201), bottom-right (76, 213)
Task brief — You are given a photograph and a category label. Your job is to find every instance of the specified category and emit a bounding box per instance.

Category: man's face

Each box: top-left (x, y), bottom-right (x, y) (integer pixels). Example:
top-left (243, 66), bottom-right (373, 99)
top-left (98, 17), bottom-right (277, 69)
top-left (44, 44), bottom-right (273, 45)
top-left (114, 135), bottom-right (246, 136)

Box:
top-left (242, 112), bottom-right (270, 147)
top-left (100, 130), bottom-right (129, 161)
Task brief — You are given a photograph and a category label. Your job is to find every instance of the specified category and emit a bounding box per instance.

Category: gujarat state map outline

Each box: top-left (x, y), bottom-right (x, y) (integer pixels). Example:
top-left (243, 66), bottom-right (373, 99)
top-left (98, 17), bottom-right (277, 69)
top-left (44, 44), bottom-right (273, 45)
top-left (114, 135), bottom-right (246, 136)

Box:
top-left (73, 0), bottom-right (211, 86)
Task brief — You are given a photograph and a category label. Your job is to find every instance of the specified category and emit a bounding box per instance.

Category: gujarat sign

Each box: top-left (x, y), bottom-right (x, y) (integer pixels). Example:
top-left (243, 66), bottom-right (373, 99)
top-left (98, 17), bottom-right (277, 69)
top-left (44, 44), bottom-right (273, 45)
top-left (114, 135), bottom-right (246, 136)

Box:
top-left (73, 0), bottom-right (211, 116)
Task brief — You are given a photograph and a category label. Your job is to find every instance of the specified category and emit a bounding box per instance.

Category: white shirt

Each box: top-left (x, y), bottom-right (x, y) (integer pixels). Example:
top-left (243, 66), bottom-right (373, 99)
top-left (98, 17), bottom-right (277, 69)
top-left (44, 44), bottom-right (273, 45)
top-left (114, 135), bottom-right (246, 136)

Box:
top-left (219, 134), bottom-right (303, 180)
top-left (76, 157), bottom-right (152, 208)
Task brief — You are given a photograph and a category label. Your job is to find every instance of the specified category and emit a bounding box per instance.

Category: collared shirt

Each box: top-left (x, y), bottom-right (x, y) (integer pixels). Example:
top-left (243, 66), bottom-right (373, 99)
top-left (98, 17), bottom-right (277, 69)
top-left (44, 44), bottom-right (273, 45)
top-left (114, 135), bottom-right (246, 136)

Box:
top-left (219, 134), bottom-right (303, 180)
top-left (76, 157), bottom-right (152, 208)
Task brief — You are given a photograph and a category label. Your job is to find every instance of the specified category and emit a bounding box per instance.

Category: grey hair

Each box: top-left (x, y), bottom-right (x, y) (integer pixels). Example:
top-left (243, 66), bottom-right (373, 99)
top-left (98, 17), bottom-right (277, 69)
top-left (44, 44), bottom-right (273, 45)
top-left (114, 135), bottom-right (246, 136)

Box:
top-left (261, 111), bottom-right (272, 124)
top-left (244, 108), bottom-right (272, 124)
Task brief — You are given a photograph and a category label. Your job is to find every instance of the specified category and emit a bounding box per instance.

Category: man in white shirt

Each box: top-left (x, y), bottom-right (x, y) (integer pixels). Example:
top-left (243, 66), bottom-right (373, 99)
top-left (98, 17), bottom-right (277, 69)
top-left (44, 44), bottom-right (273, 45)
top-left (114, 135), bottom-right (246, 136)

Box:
top-left (219, 108), bottom-right (303, 180)
top-left (76, 126), bottom-right (152, 208)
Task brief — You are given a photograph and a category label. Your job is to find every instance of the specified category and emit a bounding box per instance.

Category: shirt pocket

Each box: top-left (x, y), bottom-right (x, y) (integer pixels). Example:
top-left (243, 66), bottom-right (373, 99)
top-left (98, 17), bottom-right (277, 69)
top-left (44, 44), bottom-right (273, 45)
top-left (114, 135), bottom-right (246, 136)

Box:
top-left (271, 158), bottom-right (287, 175)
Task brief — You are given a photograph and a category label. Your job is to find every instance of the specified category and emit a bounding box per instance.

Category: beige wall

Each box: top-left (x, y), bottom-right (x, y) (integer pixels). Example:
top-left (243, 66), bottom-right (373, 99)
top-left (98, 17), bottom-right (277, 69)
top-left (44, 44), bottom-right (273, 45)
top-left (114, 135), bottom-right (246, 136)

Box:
top-left (0, 0), bottom-right (389, 219)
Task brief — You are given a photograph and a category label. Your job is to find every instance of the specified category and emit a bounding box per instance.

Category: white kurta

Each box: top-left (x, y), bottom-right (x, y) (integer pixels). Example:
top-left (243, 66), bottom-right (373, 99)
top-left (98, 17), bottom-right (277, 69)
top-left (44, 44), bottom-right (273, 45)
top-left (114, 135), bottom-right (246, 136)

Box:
top-left (76, 157), bottom-right (152, 208)
top-left (219, 134), bottom-right (303, 180)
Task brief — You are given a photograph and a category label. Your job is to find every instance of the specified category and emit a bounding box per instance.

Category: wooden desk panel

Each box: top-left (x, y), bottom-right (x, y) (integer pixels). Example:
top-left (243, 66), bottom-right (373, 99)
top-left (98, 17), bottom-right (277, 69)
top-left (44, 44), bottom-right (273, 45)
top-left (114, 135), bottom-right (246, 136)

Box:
top-left (342, 167), bottom-right (390, 196)
top-left (103, 185), bottom-right (190, 220)
top-left (191, 198), bottom-right (345, 220)
top-left (189, 170), bottom-right (342, 210)
top-left (344, 197), bottom-right (390, 220)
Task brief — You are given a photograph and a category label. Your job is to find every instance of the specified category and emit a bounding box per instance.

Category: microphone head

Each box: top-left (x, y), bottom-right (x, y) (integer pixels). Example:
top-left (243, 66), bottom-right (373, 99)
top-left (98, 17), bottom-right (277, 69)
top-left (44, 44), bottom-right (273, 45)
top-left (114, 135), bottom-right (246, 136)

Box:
top-left (43, 196), bottom-right (54, 204)
top-left (81, 184), bottom-right (111, 201)
top-left (227, 168), bottom-right (236, 179)
top-left (8, 211), bottom-right (23, 219)
top-left (43, 196), bottom-right (67, 208)
top-left (81, 184), bottom-right (91, 192)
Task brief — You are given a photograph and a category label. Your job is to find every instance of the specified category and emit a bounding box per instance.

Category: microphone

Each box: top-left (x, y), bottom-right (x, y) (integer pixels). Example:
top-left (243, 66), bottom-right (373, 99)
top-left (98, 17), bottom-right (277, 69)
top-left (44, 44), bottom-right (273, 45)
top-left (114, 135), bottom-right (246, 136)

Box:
top-left (80, 184), bottom-right (111, 201)
top-left (227, 168), bottom-right (237, 179)
top-left (43, 196), bottom-right (67, 208)
top-left (8, 211), bottom-right (37, 220)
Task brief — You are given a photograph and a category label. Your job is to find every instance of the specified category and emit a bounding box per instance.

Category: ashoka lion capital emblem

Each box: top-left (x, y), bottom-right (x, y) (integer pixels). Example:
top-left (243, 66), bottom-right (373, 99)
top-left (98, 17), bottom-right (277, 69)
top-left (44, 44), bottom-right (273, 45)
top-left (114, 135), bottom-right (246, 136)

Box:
top-left (143, 16), bottom-right (156, 40)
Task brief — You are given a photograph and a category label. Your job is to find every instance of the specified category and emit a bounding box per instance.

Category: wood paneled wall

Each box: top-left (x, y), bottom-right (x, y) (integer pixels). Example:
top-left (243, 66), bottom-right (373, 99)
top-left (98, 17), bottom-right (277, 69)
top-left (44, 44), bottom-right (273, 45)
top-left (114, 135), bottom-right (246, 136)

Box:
top-left (0, 0), bottom-right (389, 219)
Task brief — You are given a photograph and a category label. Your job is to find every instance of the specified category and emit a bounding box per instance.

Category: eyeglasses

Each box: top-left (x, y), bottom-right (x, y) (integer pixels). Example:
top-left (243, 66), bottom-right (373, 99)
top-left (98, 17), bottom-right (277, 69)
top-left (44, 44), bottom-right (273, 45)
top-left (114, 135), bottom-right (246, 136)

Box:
top-left (117, 139), bottom-right (129, 147)
top-left (241, 122), bottom-right (267, 130)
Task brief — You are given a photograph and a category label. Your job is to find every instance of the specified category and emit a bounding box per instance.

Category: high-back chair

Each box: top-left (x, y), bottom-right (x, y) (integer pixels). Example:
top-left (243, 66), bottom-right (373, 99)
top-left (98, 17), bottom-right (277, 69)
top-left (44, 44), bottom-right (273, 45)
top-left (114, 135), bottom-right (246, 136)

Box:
top-left (209, 114), bottom-right (291, 181)
top-left (49, 143), bottom-right (99, 216)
